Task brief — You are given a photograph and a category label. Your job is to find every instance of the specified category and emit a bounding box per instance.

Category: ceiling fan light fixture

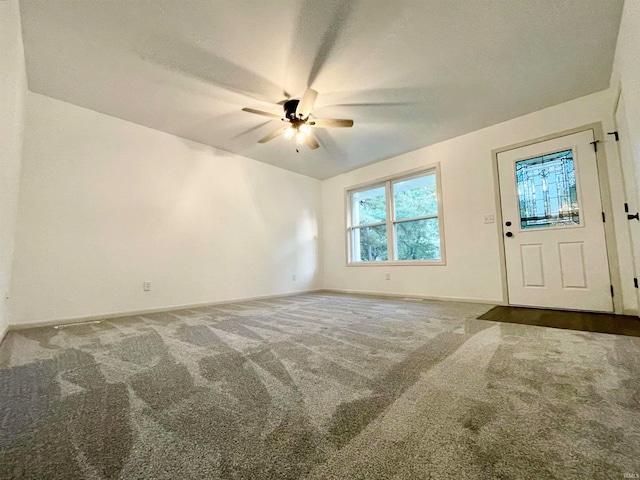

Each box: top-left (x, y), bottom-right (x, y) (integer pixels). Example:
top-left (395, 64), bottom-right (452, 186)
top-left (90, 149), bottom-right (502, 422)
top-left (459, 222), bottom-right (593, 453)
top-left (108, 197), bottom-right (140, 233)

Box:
top-left (296, 132), bottom-right (306, 144)
top-left (284, 127), bottom-right (295, 139)
top-left (299, 124), bottom-right (311, 136)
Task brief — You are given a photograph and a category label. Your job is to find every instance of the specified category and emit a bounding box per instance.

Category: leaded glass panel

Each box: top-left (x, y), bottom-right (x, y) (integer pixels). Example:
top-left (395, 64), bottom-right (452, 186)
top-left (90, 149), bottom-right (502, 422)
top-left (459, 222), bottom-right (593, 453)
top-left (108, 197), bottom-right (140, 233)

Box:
top-left (516, 149), bottom-right (580, 229)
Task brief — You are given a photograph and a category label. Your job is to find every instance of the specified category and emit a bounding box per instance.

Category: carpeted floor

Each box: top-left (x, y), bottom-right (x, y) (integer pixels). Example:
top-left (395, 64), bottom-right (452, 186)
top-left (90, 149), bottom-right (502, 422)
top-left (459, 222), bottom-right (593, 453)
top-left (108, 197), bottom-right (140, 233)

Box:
top-left (1, 292), bottom-right (639, 479)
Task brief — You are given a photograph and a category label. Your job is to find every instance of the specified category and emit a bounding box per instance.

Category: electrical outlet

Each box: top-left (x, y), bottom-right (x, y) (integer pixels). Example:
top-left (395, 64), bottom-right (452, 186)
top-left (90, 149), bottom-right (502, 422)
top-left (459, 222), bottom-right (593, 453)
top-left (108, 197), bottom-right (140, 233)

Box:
top-left (143, 282), bottom-right (151, 292)
top-left (483, 214), bottom-right (495, 224)
top-left (385, 273), bottom-right (391, 280)
top-left (292, 274), bottom-right (296, 281)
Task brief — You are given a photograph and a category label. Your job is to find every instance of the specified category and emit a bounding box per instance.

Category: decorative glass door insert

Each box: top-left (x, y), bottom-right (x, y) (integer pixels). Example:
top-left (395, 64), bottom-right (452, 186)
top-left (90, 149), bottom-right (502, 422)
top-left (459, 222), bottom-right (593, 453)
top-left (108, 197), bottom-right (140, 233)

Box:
top-left (515, 149), bottom-right (580, 229)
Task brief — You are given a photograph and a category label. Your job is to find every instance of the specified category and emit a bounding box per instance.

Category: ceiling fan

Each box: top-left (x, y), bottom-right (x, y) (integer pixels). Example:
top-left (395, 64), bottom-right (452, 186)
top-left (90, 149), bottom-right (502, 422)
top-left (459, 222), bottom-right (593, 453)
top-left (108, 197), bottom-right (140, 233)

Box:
top-left (242, 88), bottom-right (354, 151)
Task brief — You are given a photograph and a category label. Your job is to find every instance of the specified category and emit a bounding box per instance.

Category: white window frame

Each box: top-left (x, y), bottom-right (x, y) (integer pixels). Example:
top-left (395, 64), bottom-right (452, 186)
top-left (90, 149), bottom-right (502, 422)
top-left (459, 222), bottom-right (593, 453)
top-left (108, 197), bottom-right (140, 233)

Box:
top-left (345, 163), bottom-right (446, 266)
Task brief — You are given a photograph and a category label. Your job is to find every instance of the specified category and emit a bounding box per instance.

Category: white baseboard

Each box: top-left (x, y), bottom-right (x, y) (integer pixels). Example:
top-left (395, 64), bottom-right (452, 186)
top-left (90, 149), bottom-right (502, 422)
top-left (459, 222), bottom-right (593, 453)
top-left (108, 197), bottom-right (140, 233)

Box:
top-left (323, 289), bottom-right (640, 316)
top-left (321, 288), bottom-right (504, 306)
top-left (0, 323), bottom-right (8, 346)
top-left (7, 288), bottom-right (505, 332)
top-left (8, 288), bottom-right (323, 331)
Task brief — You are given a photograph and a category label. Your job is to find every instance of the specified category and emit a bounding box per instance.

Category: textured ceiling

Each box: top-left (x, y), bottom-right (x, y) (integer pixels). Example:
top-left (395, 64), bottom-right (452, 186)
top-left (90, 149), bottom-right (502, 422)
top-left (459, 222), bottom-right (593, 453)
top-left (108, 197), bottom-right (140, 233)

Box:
top-left (20, 0), bottom-right (624, 179)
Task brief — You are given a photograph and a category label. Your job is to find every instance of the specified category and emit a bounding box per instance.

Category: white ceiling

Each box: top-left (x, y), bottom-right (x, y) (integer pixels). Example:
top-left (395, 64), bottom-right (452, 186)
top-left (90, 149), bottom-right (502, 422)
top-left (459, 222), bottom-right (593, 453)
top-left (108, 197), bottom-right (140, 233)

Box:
top-left (20, 0), bottom-right (624, 179)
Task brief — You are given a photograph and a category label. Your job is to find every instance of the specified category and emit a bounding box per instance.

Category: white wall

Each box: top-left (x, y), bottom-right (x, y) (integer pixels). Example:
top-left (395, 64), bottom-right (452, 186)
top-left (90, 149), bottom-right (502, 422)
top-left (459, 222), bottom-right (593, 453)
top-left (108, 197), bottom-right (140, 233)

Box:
top-left (6, 2), bottom-right (637, 327)
top-left (611, 0), bottom-right (640, 190)
top-left (10, 93), bottom-right (322, 326)
top-left (610, 0), bottom-right (640, 311)
top-left (0, 1), bottom-right (26, 339)
top-left (322, 89), bottom-right (637, 312)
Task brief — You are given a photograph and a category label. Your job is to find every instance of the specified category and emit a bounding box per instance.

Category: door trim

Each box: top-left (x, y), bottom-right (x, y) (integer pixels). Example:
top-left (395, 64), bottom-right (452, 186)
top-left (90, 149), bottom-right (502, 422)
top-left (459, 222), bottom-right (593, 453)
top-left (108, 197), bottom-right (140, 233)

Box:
top-left (491, 122), bottom-right (623, 314)
top-left (613, 89), bottom-right (640, 316)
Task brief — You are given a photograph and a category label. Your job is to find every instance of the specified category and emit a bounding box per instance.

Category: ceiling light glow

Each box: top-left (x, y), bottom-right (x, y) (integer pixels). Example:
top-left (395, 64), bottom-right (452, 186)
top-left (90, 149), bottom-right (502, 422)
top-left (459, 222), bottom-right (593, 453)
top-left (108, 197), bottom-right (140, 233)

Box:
top-left (284, 127), bottom-right (295, 139)
top-left (300, 124), bottom-right (311, 136)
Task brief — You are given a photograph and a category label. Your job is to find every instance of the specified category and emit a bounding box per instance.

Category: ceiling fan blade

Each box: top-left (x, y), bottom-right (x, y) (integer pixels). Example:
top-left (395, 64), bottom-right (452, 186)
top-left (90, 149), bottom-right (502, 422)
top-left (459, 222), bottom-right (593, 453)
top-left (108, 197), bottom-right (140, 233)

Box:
top-left (258, 127), bottom-right (289, 143)
top-left (310, 118), bottom-right (354, 128)
top-left (306, 134), bottom-right (320, 150)
top-left (242, 107), bottom-right (282, 119)
top-left (296, 88), bottom-right (318, 119)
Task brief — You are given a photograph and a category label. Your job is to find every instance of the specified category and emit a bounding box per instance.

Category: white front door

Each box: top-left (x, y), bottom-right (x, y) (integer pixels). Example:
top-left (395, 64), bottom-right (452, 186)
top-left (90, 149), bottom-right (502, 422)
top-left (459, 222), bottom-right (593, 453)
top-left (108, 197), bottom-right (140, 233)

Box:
top-left (497, 130), bottom-right (613, 312)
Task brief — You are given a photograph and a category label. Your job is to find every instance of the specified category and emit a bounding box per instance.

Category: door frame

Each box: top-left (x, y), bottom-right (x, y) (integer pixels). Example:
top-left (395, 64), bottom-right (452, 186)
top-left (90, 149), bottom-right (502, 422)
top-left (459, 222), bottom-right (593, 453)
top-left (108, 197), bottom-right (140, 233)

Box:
top-left (491, 123), bottom-right (623, 314)
top-left (612, 88), bottom-right (640, 316)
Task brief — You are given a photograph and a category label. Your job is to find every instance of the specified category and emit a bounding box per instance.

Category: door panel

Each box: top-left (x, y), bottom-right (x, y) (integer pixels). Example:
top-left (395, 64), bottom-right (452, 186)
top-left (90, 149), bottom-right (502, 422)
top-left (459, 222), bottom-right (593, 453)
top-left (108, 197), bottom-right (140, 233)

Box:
top-left (498, 130), bottom-right (612, 312)
top-left (558, 242), bottom-right (586, 288)
top-left (521, 244), bottom-right (544, 287)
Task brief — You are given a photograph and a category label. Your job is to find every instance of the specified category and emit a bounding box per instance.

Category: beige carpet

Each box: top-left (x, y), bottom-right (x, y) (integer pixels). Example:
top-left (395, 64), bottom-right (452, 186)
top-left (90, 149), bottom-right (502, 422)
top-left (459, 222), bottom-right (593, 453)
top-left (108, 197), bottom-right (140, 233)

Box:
top-left (1, 292), bottom-right (639, 479)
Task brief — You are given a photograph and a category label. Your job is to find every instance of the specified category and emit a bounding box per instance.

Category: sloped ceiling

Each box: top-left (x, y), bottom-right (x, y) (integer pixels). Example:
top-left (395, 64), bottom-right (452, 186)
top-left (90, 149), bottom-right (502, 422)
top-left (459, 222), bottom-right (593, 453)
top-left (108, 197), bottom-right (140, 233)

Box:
top-left (20, 0), bottom-right (623, 179)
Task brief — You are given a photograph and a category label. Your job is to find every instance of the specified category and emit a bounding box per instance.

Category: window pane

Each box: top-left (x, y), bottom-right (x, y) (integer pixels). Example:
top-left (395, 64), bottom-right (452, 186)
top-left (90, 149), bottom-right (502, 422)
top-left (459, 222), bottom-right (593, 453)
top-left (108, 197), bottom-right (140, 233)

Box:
top-left (395, 218), bottom-right (440, 260)
top-left (352, 225), bottom-right (388, 262)
top-left (393, 174), bottom-right (438, 220)
top-left (352, 186), bottom-right (386, 225)
top-left (516, 149), bottom-right (580, 229)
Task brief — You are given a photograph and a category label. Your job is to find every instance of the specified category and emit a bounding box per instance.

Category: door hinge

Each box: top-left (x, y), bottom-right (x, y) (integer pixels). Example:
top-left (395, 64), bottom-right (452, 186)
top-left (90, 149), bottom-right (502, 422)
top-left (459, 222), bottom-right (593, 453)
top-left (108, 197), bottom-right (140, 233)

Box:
top-left (610, 285), bottom-right (614, 297)
top-left (602, 212), bottom-right (606, 222)
top-left (634, 278), bottom-right (639, 289)
top-left (607, 131), bottom-right (619, 141)
top-left (590, 140), bottom-right (600, 152)
top-left (625, 203), bottom-right (640, 220)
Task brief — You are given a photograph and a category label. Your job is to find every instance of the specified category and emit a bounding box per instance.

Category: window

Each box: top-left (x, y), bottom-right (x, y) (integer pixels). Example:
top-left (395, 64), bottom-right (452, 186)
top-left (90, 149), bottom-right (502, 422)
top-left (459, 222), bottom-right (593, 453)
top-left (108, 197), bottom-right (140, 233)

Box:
top-left (347, 165), bottom-right (445, 264)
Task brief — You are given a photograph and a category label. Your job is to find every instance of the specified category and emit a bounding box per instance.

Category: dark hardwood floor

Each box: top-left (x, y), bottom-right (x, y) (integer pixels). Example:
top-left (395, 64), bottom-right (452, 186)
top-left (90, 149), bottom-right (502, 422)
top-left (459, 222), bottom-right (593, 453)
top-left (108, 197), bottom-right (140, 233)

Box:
top-left (478, 306), bottom-right (640, 338)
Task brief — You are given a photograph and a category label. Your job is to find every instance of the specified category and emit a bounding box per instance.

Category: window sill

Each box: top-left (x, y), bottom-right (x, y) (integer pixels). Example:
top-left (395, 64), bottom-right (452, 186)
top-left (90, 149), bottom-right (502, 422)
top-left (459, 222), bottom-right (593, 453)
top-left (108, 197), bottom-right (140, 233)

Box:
top-left (346, 260), bottom-right (446, 267)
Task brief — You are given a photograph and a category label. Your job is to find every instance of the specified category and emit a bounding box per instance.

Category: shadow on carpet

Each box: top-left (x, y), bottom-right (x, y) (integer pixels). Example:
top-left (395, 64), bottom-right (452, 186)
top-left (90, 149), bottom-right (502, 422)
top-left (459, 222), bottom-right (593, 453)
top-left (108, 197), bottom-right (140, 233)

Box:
top-left (1, 293), bottom-right (639, 479)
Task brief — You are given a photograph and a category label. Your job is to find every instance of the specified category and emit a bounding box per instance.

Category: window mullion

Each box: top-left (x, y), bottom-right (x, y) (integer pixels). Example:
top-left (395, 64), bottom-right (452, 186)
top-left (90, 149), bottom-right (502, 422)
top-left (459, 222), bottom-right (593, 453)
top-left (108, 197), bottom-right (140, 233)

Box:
top-left (347, 193), bottom-right (353, 262)
top-left (386, 180), bottom-right (395, 261)
top-left (352, 221), bottom-right (387, 229)
top-left (393, 213), bottom-right (439, 225)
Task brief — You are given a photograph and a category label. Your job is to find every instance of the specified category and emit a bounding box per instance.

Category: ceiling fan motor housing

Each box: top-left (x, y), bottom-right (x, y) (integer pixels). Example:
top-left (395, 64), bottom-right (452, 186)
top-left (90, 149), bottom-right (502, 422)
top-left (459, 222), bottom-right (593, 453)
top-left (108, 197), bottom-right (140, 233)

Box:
top-left (283, 99), bottom-right (301, 120)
